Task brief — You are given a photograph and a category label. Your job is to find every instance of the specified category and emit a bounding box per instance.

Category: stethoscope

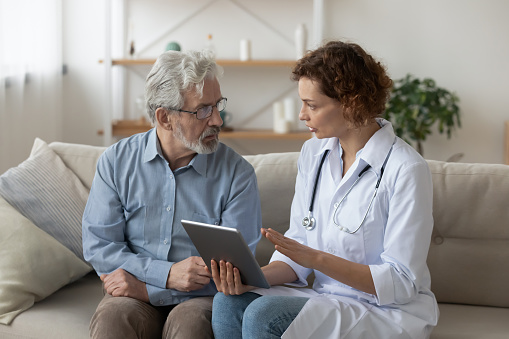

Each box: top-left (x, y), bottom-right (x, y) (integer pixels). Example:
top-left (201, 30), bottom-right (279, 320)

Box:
top-left (302, 146), bottom-right (392, 233)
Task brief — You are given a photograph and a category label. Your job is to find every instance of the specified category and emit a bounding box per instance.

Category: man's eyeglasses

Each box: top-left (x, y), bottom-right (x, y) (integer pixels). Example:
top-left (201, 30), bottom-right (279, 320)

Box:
top-left (167, 97), bottom-right (227, 120)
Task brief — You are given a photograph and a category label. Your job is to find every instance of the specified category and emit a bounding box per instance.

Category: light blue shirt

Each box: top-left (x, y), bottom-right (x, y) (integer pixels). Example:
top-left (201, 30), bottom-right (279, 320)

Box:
top-left (270, 119), bottom-right (438, 335)
top-left (83, 128), bottom-right (262, 305)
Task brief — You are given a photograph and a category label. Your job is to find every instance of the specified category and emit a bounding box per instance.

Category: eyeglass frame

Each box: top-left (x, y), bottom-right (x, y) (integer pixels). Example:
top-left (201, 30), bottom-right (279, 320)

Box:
top-left (165, 97), bottom-right (227, 120)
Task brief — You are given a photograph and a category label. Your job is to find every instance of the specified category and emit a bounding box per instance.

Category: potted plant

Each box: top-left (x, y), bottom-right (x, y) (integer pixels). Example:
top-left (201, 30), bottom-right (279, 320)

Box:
top-left (383, 74), bottom-right (461, 156)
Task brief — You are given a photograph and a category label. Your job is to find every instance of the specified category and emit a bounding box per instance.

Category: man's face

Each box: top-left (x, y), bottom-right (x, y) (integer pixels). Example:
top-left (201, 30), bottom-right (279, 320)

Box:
top-left (172, 77), bottom-right (224, 154)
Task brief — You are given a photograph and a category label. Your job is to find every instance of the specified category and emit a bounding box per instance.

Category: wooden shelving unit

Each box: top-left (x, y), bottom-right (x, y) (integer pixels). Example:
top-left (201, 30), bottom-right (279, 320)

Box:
top-left (99, 59), bottom-right (296, 67)
top-left (98, 58), bottom-right (301, 143)
top-left (100, 1), bottom-right (323, 147)
top-left (97, 118), bottom-right (312, 140)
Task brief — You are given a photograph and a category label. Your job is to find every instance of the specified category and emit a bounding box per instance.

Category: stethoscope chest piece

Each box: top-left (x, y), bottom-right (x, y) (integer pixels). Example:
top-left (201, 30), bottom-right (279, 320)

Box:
top-left (302, 212), bottom-right (315, 231)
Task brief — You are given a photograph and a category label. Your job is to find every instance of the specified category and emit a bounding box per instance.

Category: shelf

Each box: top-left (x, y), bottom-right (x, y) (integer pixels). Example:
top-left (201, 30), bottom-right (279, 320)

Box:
top-left (99, 59), bottom-right (296, 67)
top-left (505, 121), bottom-right (509, 165)
top-left (219, 129), bottom-right (311, 140)
top-left (97, 118), bottom-right (312, 140)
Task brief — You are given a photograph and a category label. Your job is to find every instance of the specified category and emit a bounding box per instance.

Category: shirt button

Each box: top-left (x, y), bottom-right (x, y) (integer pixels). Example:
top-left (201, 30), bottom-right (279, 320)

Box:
top-left (163, 239), bottom-right (168, 244)
top-left (334, 203), bottom-right (339, 208)
top-left (328, 248), bottom-right (335, 254)
top-left (159, 300), bottom-right (164, 305)
top-left (166, 206), bottom-right (171, 212)
top-left (169, 174), bottom-right (174, 179)
top-left (214, 222), bottom-right (219, 225)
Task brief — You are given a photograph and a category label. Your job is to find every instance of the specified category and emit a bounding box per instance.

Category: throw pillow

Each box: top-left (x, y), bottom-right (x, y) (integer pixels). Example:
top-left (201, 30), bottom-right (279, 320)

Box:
top-left (0, 139), bottom-right (89, 261)
top-left (0, 196), bottom-right (91, 325)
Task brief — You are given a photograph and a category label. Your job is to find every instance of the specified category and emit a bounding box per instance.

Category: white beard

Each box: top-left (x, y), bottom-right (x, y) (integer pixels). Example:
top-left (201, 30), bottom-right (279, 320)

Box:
top-left (174, 120), bottom-right (220, 154)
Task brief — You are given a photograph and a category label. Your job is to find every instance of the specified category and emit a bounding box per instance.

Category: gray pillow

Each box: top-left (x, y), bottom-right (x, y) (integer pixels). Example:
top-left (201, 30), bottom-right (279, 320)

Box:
top-left (0, 140), bottom-right (89, 262)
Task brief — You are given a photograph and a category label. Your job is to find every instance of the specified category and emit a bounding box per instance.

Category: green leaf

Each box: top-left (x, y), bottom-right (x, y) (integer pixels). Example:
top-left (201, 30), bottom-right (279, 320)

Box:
top-left (384, 73), bottom-right (461, 155)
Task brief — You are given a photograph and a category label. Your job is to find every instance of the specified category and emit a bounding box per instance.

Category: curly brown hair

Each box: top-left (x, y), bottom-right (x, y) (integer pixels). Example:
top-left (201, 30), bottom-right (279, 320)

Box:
top-left (292, 41), bottom-right (392, 128)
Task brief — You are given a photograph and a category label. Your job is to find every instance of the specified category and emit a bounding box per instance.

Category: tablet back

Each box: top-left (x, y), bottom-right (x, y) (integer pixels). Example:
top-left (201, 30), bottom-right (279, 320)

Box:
top-left (181, 220), bottom-right (270, 289)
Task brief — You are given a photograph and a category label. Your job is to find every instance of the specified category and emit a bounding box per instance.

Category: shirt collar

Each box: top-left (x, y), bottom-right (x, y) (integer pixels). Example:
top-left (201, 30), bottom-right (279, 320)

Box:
top-left (190, 153), bottom-right (207, 177)
top-left (142, 128), bottom-right (208, 177)
top-left (313, 137), bottom-right (339, 159)
top-left (358, 118), bottom-right (396, 173)
top-left (143, 128), bottom-right (159, 163)
top-left (310, 118), bottom-right (396, 172)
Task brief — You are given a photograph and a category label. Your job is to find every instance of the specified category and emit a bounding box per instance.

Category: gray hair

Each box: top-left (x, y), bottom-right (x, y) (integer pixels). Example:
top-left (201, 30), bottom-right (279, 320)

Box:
top-left (144, 49), bottom-right (223, 123)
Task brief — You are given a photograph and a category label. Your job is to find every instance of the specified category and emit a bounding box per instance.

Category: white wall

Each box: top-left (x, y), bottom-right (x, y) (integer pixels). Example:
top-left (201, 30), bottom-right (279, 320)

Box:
top-left (3, 0), bottom-right (508, 173)
top-left (325, 0), bottom-right (509, 163)
top-left (61, 0), bottom-right (105, 148)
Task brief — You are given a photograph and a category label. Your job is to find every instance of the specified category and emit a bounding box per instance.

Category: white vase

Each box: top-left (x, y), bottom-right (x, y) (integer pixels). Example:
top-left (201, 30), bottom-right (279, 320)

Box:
top-left (273, 101), bottom-right (289, 134)
top-left (240, 39), bottom-right (251, 61)
top-left (295, 23), bottom-right (307, 60)
top-left (284, 97), bottom-right (297, 131)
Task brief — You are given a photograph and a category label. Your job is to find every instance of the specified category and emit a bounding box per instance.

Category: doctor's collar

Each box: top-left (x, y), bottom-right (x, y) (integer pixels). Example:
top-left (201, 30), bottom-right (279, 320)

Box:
top-left (313, 137), bottom-right (338, 158)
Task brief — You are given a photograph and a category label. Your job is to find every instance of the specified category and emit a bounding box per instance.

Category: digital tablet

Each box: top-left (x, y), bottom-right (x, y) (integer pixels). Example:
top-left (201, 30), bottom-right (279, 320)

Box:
top-left (181, 220), bottom-right (270, 289)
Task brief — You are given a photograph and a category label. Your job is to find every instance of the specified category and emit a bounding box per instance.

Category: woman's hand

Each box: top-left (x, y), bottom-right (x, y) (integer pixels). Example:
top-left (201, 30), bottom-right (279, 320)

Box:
top-left (262, 228), bottom-right (319, 269)
top-left (210, 259), bottom-right (255, 296)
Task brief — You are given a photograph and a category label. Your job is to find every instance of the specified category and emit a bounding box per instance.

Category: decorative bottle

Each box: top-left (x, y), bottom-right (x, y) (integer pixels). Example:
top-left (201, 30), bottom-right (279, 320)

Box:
top-left (206, 34), bottom-right (216, 57)
top-left (295, 23), bottom-right (307, 60)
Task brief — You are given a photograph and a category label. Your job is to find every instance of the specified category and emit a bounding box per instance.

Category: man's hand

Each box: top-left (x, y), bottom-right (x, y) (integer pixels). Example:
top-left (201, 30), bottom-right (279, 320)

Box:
top-left (167, 256), bottom-right (211, 292)
top-left (100, 268), bottom-right (149, 303)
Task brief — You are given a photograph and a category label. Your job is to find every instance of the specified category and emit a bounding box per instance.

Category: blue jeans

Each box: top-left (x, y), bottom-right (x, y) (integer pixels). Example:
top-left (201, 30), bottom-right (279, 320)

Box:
top-left (212, 292), bottom-right (309, 339)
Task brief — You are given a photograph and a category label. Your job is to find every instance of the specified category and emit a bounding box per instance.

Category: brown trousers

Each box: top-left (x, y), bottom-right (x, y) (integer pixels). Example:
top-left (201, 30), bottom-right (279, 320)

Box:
top-left (90, 293), bottom-right (213, 339)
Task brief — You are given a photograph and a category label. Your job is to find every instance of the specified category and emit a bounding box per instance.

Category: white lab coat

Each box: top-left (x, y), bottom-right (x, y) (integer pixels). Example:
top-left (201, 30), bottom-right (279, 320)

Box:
top-left (256, 120), bottom-right (439, 338)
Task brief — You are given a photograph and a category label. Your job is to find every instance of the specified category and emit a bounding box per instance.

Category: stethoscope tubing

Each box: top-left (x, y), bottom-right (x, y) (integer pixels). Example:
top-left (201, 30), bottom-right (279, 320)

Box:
top-left (301, 150), bottom-right (329, 231)
top-left (303, 144), bottom-right (393, 233)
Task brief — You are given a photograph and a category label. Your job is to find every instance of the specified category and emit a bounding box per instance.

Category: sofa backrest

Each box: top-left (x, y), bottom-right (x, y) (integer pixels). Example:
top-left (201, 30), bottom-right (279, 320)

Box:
top-left (248, 152), bottom-right (509, 308)
top-left (244, 152), bottom-right (300, 267)
top-left (48, 140), bottom-right (509, 308)
top-left (426, 160), bottom-right (509, 308)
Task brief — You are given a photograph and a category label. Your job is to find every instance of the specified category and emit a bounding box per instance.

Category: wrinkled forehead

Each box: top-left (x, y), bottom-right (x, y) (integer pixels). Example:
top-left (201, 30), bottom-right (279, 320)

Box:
top-left (182, 77), bottom-right (221, 106)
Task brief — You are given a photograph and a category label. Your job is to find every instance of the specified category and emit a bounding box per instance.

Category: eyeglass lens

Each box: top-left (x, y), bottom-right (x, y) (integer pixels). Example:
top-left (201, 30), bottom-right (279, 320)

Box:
top-left (197, 98), bottom-right (227, 119)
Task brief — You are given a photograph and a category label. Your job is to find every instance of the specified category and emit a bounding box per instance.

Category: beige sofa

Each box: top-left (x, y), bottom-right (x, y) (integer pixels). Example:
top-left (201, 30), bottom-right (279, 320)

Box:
top-left (1, 139), bottom-right (508, 338)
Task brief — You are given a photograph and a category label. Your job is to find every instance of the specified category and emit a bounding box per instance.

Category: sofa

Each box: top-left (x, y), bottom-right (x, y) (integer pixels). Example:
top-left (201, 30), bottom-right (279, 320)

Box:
top-left (0, 138), bottom-right (508, 339)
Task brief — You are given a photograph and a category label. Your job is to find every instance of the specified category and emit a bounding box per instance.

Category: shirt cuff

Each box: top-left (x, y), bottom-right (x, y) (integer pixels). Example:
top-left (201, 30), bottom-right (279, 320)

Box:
top-left (147, 284), bottom-right (174, 306)
top-left (146, 260), bottom-right (173, 289)
top-left (270, 251), bottom-right (311, 287)
top-left (146, 283), bottom-right (217, 306)
top-left (369, 263), bottom-right (394, 306)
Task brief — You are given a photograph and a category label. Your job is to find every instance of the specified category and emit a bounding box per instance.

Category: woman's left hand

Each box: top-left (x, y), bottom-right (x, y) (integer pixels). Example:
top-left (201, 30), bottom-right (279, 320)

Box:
top-left (210, 259), bottom-right (255, 296)
top-left (262, 228), bottom-right (319, 269)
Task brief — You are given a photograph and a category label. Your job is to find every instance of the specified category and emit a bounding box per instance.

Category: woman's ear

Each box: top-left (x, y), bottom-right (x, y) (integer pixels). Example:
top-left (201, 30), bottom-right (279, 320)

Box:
top-left (155, 107), bottom-right (172, 130)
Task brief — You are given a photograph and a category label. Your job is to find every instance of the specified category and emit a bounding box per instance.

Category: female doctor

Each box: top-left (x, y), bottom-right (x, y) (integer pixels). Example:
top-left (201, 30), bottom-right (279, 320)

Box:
top-left (211, 41), bottom-right (439, 339)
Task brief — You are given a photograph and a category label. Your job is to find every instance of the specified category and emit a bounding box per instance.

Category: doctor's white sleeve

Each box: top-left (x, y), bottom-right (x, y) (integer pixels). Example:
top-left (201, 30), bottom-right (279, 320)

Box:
top-left (369, 161), bottom-right (434, 306)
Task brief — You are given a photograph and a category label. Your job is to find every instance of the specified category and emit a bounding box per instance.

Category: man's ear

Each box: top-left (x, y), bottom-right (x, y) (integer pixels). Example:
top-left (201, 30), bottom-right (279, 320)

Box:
top-left (155, 107), bottom-right (172, 130)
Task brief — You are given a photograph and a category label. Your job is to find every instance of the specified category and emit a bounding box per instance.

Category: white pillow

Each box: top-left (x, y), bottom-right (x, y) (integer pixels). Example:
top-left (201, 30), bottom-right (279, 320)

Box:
top-left (0, 139), bottom-right (89, 261)
top-left (0, 196), bottom-right (91, 325)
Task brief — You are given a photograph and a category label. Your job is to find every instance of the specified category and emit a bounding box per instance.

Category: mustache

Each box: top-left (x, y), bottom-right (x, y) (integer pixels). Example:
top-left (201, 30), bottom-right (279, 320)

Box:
top-left (200, 126), bottom-right (221, 140)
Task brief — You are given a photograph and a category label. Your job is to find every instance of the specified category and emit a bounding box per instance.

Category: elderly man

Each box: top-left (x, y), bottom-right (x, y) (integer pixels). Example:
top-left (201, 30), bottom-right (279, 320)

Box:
top-left (82, 50), bottom-right (262, 339)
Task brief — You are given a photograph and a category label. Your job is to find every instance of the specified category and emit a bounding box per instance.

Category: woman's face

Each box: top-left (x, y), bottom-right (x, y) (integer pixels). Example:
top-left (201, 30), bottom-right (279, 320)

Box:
top-left (298, 77), bottom-right (348, 139)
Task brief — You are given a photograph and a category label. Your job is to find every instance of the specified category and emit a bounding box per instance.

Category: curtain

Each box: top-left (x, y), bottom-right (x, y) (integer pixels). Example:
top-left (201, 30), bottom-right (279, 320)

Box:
top-left (0, 0), bottom-right (62, 173)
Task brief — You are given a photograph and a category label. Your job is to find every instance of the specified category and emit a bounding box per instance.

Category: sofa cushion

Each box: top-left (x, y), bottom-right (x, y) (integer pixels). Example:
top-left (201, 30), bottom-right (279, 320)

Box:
top-left (430, 303), bottom-right (509, 338)
top-left (45, 141), bottom-right (106, 191)
top-left (426, 160), bottom-right (509, 307)
top-left (0, 273), bottom-right (102, 338)
top-left (0, 196), bottom-right (91, 325)
top-left (0, 138), bottom-right (90, 261)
